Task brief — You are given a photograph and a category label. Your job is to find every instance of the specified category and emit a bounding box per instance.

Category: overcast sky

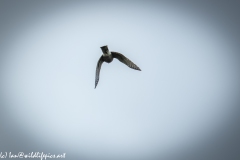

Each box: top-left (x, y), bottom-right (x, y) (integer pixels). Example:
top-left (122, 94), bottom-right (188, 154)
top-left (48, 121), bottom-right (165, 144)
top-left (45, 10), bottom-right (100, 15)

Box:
top-left (0, 1), bottom-right (240, 160)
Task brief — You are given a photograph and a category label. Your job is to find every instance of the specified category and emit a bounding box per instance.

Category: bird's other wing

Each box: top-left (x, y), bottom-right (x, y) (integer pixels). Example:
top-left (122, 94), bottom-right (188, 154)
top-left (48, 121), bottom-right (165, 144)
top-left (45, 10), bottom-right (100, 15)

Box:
top-left (112, 52), bottom-right (141, 71)
top-left (95, 56), bottom-right (104, 88)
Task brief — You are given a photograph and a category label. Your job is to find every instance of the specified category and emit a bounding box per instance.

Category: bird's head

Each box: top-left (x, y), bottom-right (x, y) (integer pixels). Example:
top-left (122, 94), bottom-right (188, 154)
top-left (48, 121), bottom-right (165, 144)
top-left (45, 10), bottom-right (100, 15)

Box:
top-left (100, 45), bottom-right (109, 54)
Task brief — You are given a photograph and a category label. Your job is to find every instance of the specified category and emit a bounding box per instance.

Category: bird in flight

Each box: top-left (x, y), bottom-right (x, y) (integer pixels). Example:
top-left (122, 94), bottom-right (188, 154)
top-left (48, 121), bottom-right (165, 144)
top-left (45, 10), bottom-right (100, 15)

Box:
top-left (95, 45), bottom-right (141, 88)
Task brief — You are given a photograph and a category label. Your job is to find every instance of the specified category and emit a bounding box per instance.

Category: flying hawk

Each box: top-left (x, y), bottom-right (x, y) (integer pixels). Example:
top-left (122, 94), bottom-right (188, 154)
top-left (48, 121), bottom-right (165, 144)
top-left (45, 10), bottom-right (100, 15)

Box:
top-left (95, 45), bottom-right (141, 88)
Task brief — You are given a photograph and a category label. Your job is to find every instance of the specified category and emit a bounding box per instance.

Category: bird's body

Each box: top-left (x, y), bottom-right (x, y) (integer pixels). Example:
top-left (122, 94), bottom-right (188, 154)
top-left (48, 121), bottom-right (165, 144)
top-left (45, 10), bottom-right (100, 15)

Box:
top-left (95, 45), bottom-right (141, 88)
top-left (102, 54), bottom-right (113, 63)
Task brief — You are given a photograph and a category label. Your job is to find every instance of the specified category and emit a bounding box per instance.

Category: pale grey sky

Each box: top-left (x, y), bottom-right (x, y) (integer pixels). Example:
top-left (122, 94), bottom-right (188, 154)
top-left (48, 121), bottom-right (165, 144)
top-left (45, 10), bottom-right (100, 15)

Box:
top-left (0, 1), bottom-right (240, 160)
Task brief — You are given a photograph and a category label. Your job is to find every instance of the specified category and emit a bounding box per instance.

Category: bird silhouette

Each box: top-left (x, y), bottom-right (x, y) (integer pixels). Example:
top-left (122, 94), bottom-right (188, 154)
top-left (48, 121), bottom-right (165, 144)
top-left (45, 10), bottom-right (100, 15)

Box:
top-left (95, 45), bottom-right (141, 88)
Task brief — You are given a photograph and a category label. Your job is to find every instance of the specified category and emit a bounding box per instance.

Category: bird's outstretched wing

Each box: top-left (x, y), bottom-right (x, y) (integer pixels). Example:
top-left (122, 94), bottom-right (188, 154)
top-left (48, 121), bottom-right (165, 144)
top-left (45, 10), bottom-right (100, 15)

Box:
top-left (112, 52), bottom-right (141, 71)
top-left (95, 56), bottom-right (104, 88)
